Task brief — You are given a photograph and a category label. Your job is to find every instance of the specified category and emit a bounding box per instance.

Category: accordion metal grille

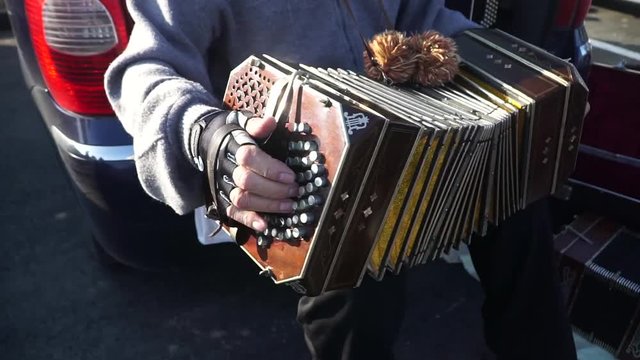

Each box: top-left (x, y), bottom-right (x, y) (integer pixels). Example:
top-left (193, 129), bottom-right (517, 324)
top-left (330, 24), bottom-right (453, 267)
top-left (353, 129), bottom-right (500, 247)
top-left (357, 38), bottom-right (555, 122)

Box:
top-left (223, 64), bottom-right (274, 117)
top-left (480, 0), bottom-right (499, 28)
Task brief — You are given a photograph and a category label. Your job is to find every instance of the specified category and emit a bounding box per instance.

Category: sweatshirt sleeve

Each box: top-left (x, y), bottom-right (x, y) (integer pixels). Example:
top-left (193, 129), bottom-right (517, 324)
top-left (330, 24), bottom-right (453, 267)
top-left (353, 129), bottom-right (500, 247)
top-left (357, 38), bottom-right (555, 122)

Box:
top-left (396, 0), bottom-right (481, 35)
top-left (105, 0), bottom-right (227, 215)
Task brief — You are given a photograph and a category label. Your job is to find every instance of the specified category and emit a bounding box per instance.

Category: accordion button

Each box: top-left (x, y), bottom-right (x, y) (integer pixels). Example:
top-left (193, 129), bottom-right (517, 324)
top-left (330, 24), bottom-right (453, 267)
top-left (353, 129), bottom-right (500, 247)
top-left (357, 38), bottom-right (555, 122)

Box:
top-left (298, 186), bottom-right (306, 197)
top-left (298, 123), bottom-right (312, 134)
top-left (308, 195), bottom-right (322, 206)
top-left (303, 141), bottom-right (318, 151)
top-left (305, 182), bottom-right (317, 194)
top-left (292, 227), bottom-right (308, 239)
top-left (298, 199), bottom-right (310, 210)
top-left (286, 218), bottom-right (293, 227)
top-left (285, 229), bottom-right (293, 239)
top-left (295, 173), bottom-right (305, 183)
top-left (300, 213), bottom-right (314, 224)
top-left (307, 151), bottom-right (323, 163)
top-left (314, 177), bottom-right (328, 187)
top-left (311, 164), bottom-right (326, 175)
top-left (292, 215), bottom-right (300, 225)
top-left (304, 170), bottom-right (314, 181)
top-left (287, 141), bottom-right (304, 151)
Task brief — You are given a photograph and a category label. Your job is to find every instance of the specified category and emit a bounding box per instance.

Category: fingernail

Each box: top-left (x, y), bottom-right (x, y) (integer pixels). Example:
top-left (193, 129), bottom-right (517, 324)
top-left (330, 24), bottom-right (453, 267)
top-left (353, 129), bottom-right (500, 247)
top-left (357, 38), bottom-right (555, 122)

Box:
top-left (252, 220), bottom-right (266, 231)
top-left (288, 187), bottom-right (298, 197)
top-left (279, 172), bottom-right (295, 183)
top-left (280, 201), bottom-right (294, 211)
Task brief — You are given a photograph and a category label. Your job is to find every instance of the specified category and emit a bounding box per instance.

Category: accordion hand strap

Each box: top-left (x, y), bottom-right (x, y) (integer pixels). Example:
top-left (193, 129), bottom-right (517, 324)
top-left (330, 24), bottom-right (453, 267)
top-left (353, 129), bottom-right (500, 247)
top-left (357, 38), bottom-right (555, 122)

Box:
top-left (262, 71), bottom-right (306, 144)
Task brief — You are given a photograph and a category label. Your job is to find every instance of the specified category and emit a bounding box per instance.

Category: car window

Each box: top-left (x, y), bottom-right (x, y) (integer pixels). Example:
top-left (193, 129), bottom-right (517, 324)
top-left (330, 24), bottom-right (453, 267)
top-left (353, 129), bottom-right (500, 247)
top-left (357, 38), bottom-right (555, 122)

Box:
top-left (586, 4), bottom-right (640, 69)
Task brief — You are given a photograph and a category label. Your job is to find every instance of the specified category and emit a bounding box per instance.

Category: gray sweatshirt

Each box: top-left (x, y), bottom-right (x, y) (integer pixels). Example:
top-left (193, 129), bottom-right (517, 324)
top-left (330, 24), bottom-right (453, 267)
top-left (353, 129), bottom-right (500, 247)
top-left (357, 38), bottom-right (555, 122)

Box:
top-left (105, 0), bottom-right (478, 215)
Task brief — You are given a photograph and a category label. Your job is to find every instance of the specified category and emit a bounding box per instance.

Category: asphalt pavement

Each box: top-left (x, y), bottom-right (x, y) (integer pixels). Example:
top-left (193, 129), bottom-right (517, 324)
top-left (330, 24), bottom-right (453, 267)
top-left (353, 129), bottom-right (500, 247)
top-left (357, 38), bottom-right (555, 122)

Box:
top-left (0, 31), bottom-right (488, 360)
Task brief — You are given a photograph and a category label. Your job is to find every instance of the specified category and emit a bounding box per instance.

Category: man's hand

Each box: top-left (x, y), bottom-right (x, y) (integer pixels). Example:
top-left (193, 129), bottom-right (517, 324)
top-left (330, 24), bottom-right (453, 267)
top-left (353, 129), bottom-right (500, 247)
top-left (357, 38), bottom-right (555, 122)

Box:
top-left (222, 116), bottom-right (297, 232)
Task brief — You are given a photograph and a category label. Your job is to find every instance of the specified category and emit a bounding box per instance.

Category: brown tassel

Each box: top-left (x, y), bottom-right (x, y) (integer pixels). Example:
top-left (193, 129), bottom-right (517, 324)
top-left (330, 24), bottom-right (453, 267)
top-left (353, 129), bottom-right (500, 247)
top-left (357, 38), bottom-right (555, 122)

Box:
top-left (363, 30), bottom-right (460, 87)
top-left (363, 30), bottom-right (421, 84)
top-left (410, 31), bottom-right (460, 87)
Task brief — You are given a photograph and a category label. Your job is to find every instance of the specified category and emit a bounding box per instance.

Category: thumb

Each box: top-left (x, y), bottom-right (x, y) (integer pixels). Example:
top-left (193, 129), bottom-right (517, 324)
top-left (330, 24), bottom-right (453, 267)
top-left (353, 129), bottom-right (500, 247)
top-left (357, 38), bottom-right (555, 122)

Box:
top-left (245, 116), bottom-right (277, 139)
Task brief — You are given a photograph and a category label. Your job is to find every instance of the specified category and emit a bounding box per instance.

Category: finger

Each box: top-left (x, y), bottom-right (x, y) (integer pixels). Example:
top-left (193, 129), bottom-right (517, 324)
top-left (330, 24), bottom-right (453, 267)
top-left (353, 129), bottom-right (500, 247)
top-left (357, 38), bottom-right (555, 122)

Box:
top-left (233, 166), bottom-right (298, 199)
top-left (235, 144), bottom-right (296, 184)
top-left (226, 205), bottom-right (267, 232)
top-left (245, 116), bottom-right (276, 139)
top-left (229, 187), bottom-right (295, 213)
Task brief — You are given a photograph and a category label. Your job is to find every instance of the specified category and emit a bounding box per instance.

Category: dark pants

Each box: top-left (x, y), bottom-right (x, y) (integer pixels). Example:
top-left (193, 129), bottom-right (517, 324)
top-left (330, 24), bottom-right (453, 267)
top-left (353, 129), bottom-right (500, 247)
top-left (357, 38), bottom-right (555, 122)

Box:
top-left (296, 199), bottom-right (577, 360)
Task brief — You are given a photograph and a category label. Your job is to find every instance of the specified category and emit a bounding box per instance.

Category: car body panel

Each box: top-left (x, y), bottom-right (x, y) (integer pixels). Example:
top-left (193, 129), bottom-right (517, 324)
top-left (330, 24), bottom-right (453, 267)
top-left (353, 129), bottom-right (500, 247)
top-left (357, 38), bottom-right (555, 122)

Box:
top-left (6, 0), bottom-right (196, 270)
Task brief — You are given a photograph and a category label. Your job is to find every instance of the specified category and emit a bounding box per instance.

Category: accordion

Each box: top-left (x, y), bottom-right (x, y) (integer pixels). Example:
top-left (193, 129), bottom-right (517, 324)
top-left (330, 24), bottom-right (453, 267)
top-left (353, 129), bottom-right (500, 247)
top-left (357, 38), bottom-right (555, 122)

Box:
top-left (222, 28), bottom-right (588, 296)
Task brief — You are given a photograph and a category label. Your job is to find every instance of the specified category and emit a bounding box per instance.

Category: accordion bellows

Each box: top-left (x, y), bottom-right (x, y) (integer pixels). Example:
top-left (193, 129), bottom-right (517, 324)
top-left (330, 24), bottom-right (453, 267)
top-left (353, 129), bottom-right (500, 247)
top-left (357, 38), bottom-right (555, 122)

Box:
top-left (221, 29), bottom-right (589, 296)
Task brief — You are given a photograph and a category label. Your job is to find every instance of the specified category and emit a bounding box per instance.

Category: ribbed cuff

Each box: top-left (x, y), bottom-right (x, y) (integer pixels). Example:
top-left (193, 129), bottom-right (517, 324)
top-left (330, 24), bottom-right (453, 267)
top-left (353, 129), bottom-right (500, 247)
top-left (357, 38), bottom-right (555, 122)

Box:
top-left (180, 104), bottom-right (223, 169)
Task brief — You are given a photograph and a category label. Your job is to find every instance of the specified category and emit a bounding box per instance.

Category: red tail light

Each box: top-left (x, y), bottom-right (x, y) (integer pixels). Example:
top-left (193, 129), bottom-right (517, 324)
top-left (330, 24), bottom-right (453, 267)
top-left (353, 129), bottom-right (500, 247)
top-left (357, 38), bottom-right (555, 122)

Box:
top-left (554, 0), bottom-right (593, 28)
top-left (25, 0), bottom-right (130, 116)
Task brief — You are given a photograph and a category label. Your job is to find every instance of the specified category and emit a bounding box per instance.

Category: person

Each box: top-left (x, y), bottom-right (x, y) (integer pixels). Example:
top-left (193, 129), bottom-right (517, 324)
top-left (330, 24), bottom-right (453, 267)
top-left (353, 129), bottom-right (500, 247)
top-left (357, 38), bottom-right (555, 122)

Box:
top-left (105, 1), bottom-right (577, 359)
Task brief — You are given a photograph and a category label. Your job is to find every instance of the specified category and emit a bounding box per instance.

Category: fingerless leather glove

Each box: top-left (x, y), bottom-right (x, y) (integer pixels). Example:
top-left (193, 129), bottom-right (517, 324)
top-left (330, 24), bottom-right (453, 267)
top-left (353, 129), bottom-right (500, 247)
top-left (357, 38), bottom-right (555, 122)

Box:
top-left (188, 110), bottom-right (257, 226)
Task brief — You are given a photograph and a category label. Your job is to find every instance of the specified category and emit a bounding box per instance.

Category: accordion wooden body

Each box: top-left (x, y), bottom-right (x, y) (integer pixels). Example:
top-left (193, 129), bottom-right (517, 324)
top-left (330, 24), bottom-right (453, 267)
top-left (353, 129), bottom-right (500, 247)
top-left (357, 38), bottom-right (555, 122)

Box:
top-left (222, 28), bottom-right (588, 296)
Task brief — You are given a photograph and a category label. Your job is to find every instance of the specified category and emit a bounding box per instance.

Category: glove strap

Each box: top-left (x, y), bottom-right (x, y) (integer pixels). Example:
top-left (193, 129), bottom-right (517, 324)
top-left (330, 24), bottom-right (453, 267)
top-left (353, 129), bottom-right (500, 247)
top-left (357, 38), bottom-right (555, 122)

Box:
top-left (203, 123), bottom-right (256, 225)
